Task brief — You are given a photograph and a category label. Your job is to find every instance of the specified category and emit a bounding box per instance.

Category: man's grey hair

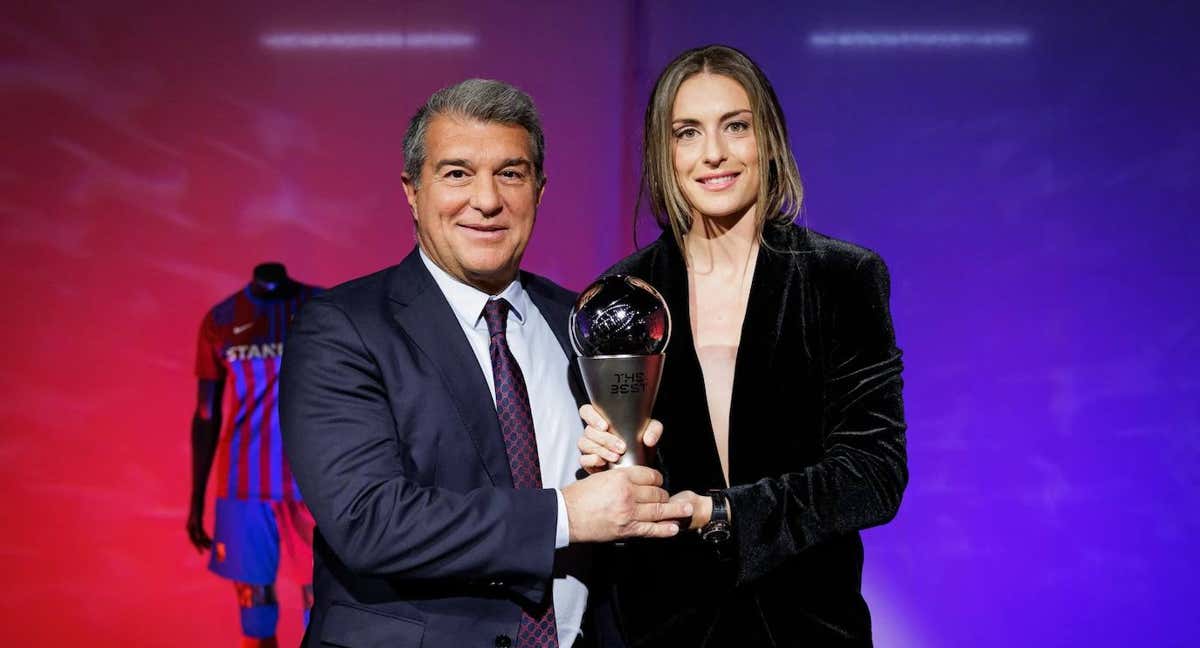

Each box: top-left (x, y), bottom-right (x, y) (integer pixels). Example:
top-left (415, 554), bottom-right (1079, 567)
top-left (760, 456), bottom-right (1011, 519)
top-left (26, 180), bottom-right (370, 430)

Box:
top-left (403, 78), bottom-right (546, 189)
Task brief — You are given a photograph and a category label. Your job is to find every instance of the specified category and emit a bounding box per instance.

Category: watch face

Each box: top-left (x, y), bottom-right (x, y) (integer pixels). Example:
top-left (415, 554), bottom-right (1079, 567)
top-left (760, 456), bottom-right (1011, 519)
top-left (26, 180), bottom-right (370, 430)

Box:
top-left (703, 521), bottom-right (731, 544)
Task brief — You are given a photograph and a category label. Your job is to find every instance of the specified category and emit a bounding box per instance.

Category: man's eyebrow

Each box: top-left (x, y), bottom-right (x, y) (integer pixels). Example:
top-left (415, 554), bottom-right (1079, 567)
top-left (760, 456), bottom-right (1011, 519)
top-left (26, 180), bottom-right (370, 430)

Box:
top-left (433, 158), bottom-right (532, 171)
top-left (671, 109), bottom-right (752, 126)
top-left (434, 158), bottom-right (472, 170)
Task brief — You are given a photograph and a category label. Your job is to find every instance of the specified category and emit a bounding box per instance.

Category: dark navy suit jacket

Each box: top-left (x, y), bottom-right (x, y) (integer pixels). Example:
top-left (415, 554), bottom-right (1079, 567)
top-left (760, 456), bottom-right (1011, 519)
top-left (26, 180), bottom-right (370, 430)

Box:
top-left (280, 249), bottom-right (602, 648)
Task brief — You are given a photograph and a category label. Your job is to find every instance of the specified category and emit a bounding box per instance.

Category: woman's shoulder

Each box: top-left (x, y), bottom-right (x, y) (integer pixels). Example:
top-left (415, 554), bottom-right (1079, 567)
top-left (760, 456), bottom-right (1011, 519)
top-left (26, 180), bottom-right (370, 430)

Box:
top-left (771, 222), bottom-right (887, 275)
top-left (601, 222), bottom-right (889, 279)
top-left (601, 231), bottom-right (678, 279)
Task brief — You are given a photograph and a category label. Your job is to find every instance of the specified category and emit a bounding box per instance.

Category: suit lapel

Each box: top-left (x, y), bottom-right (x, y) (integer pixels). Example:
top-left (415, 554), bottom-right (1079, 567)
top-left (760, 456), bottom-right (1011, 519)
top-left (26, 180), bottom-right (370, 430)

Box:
top-left (523, 273), bottom-right (574, 359)
top-left (388, 250), bottom-right (514, 488)
top-left (524, 273), bottom-right (589, 408)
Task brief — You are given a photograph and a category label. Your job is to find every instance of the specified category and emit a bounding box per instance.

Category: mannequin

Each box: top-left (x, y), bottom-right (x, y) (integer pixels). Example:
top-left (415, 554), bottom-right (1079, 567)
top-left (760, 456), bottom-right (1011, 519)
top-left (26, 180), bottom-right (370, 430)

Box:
top-left (189, 263), bottom-right (321, 648)
top-left (189, 263), bottom-right (297, 551)
top-left (247, 262), bottom-right (299, 299)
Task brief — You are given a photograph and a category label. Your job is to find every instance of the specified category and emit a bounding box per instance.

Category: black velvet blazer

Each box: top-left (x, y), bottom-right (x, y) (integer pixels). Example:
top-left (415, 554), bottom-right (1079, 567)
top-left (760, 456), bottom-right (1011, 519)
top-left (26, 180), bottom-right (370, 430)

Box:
top-left (600, 223), bottom-right (907, 647)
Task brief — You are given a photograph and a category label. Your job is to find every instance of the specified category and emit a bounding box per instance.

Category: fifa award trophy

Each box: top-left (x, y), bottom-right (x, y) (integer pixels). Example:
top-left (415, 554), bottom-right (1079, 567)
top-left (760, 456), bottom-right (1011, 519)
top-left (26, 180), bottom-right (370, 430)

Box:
top-left (570, 275), bottom-right (671, 466)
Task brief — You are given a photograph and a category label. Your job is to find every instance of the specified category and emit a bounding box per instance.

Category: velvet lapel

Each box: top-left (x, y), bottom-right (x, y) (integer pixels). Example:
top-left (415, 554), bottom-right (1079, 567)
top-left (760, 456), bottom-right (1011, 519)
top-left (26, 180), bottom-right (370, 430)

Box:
top-left (726, 224), bottom-right (793, 486)
top-left (387, 249), bottom-right (513, 488)
top-left (648, 234), bottom-right (727, 488)
top-left (650, 226), bottom-right (793, 487)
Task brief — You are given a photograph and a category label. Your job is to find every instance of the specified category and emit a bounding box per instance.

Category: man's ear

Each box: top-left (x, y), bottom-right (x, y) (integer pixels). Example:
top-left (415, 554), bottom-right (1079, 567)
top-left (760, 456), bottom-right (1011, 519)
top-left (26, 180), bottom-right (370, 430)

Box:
top-left (536, 176), bottom-right (547, 206)
top-left (401, 173), bottom-right (419, 220)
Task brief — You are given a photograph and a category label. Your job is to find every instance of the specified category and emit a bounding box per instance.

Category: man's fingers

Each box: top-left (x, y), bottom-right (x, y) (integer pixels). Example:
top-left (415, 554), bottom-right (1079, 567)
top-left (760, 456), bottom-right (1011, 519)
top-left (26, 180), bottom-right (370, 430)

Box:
top-left (628, 521), bottom-right (681, 538)
top-left (578, 404), bottom-right (609, 430)
top-left (643, 419), bottom-right (663, 447)
top-left (632, 485), bottom-right (669, 503)
top-left (622, 466), bottom-right (664, 486)
top-left (635, 500), bottom-right (693, 522)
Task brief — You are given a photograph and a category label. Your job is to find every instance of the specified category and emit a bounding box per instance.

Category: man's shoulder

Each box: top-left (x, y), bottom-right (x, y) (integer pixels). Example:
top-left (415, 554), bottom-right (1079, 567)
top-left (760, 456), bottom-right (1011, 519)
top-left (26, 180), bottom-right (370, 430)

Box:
top-left (520, 270), bottom-right (577, 307)
top-left (316, 265), bottom-right (393, 302)
top-left (297, 264), bottom-right (407, 325)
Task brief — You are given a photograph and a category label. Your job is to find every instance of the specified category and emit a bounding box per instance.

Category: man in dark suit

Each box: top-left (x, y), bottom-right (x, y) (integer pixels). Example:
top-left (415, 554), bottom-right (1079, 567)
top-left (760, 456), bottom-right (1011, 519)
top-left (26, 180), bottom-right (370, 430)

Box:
top-left (279, 79), bottom-right (690, 648)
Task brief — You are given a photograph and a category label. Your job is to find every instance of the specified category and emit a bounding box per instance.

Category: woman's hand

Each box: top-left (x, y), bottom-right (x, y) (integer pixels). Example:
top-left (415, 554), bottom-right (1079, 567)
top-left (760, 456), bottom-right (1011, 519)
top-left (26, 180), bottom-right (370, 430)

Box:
top-left (668, 490), bottom-right (715, 531)
top-left (577, 404), bottom-right (663, 474)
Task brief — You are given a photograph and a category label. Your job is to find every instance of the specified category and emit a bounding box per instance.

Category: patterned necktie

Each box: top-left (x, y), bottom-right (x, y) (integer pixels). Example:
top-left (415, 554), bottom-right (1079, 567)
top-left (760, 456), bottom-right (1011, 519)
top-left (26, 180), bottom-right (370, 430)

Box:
top-left (482, 298), bottom-right (559, 648)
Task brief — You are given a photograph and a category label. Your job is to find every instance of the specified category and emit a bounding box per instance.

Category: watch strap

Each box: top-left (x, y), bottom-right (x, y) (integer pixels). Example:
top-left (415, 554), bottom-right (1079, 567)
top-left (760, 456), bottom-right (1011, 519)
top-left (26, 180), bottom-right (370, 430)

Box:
top-left (701, 489), bottom-right (732, 547)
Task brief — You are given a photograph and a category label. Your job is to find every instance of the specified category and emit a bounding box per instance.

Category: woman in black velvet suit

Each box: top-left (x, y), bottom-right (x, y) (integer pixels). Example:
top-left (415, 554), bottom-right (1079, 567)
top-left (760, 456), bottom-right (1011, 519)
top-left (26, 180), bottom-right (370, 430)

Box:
top-left (578, 45), bottom-right (907, 647)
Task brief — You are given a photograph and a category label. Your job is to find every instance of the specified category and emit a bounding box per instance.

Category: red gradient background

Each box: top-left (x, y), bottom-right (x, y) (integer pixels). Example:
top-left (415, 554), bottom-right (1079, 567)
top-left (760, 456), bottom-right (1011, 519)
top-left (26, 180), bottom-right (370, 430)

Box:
top-left (5, 2), bottom-right (1199, 647)
top-left (1, 3), bottom-right (633, 645)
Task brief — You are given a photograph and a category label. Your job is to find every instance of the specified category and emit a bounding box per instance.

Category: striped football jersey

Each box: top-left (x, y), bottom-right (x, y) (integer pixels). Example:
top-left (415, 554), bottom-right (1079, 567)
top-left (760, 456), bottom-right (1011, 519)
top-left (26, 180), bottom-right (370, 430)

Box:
top-left (195, 283), bottom-right (321, 501)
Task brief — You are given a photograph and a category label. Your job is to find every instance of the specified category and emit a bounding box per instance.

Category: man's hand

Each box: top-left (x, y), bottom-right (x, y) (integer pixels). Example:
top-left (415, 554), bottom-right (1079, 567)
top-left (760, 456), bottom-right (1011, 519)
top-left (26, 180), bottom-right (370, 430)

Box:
top-left (577, 404), bottom-right (663, 474)
top-left (186, 505), bottom-right (212, 553)
top-left (562, 466), bottom-right (692, 542)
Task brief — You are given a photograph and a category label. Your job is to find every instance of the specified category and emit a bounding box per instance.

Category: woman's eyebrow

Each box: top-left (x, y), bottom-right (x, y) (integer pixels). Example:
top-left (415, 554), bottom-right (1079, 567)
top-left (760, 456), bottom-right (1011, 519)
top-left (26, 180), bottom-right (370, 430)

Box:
top-left (671, 109), bottom-right (752, 126)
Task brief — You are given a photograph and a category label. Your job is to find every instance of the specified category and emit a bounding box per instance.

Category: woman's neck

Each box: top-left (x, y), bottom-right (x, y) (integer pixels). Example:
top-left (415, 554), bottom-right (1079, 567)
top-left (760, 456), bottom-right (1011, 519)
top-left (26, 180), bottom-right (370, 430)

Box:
top-left (684, 207), bottom-right (760, 275)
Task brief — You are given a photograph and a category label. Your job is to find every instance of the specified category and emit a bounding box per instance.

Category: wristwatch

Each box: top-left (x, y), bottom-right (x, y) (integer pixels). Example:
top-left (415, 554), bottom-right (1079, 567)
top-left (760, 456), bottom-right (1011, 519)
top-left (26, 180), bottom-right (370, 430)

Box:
top-left (700, 489), bottom-right (731, 545)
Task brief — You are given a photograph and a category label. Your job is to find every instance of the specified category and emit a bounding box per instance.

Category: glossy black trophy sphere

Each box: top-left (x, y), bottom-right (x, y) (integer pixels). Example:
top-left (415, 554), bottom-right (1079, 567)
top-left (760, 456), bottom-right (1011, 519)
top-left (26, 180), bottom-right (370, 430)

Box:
top-left (570, 275), bottom-right (671, 357)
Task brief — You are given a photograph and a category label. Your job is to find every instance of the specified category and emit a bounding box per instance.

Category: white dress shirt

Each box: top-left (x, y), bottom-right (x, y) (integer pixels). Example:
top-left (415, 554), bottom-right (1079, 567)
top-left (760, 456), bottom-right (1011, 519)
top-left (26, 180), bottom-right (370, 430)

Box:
top-left (419, 250), bottom-right (586, 645)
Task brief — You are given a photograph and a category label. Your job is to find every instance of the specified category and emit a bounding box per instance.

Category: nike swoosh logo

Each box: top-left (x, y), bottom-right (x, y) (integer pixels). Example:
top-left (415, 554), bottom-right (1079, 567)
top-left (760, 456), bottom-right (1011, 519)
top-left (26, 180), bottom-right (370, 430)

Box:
top-left (233, 323), bottom-right (254, 335)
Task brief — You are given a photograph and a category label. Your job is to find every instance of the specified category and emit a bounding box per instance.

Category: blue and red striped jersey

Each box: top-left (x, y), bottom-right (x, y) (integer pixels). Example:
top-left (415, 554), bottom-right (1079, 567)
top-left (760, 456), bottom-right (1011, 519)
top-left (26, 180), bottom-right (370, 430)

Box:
top-left (195, 283), bottom-right (321, 501)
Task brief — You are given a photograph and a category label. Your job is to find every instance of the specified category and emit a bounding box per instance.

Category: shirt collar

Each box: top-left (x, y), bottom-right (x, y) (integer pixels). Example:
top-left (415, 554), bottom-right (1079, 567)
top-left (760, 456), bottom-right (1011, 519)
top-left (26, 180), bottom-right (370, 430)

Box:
top-left (418, 247), bottom-right (529, 331)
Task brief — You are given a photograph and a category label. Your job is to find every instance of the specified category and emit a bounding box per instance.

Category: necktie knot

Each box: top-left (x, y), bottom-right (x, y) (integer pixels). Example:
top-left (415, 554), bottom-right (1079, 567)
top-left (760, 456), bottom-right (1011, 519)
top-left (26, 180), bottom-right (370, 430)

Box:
top-left (482, 298), bottom-right (511, 338)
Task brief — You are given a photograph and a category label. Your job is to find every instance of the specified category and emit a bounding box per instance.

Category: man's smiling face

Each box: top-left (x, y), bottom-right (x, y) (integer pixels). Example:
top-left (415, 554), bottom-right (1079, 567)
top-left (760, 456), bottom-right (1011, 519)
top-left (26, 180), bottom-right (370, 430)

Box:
top-left (404, 114), bottom-right (544, 294)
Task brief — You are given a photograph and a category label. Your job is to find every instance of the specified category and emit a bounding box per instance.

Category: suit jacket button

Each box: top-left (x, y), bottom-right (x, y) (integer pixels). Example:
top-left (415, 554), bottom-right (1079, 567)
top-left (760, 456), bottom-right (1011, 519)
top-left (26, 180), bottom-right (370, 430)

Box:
top-left (494, 634), bottom-right (512, 648)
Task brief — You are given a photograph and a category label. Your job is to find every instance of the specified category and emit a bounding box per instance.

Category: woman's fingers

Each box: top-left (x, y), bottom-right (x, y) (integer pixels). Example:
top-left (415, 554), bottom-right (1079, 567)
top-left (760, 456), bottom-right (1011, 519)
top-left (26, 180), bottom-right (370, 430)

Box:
top-left (642, 419), bottom-right (663, 447)
top-left (579, 452), bottom-right (609, 473)
top-left (578, 433), bottom-right (621, 464)
top-left (583, 425), bottom-right (626, 455)
top-left (578, 404), bottom-right (609, 430)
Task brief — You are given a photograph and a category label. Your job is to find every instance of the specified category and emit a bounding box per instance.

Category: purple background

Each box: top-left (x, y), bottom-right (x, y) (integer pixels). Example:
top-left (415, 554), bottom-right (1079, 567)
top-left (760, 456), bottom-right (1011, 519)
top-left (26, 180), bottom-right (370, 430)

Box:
top-left (1, 1), bottom-right (1196, 645)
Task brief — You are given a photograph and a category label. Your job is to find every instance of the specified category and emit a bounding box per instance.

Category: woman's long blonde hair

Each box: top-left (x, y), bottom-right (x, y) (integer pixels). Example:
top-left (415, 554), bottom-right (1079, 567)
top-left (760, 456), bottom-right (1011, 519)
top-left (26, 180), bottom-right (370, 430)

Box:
top-left (641, 45), bottom-right (804, 256)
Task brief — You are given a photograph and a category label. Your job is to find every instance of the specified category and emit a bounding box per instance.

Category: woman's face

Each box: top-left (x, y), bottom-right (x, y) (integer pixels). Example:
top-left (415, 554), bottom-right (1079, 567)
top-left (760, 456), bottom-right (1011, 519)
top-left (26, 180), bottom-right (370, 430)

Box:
top-left (671, 73), bottom-right (759, 223)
